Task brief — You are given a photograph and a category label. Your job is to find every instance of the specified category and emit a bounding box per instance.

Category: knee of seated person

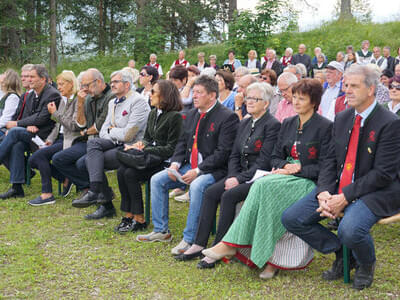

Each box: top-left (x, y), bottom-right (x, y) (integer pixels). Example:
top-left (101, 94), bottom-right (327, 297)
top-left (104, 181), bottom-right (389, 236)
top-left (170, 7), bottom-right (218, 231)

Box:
top-left (281, 206), bottom-right (299, 231)
top-left (150, 169), bottom-right (166, 186)
top-left (337, 222), bottom-right (363, 247)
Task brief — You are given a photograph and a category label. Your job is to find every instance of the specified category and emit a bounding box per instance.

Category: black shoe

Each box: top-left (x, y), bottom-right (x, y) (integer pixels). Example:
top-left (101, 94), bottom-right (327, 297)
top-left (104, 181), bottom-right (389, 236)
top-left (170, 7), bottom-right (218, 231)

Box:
top-left (0, 187), bottom-right (24, 199)
top-left (175, 250), bottom-right (203, 261)
top-left (115, 218), bottom-right (147, 234)
top-left (62, 180), bottom-right (73, 197)
top-left (197, 259), bottom-right (216, 269)
top-left (322, 253), bottom-right (357, 281)
top-left (72, 191), bottom-right (101, 208)
top-left (352, 262), bottom-right (375, 290)
top-left (84, 205), bottom-right (116, 220)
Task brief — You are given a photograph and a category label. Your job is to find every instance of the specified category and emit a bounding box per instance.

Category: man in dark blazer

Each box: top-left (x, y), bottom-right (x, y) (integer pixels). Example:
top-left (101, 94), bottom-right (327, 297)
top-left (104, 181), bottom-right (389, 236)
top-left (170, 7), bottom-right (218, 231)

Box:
top-left (0, 64), bottom-right (61, 199)
top-left (292, 44), bottom-right (312, 77)
top-left (282, 64), bottom-right (400, 290)
top-left (137, 75), bottom-right (239, 252)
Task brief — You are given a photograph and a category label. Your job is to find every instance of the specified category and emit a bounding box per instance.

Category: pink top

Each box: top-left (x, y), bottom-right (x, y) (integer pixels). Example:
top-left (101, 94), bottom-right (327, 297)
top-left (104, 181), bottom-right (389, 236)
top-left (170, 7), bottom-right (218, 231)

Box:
top-left (275, 99), bottom-right (296, 123)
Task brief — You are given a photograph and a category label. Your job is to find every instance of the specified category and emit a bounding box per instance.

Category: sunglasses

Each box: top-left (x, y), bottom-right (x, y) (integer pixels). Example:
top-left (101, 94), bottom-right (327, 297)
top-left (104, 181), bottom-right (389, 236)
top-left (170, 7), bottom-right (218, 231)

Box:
top-left (140, 72), bottom-right (149, 77)
top-left (389, 84), bottom-right (400, 91)
top-left (261, 76), bottom-right (269, 81)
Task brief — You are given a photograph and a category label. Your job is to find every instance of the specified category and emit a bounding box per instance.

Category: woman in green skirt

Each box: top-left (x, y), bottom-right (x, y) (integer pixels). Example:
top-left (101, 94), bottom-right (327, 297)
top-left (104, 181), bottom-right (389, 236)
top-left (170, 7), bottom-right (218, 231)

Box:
top-left (202, 78), bottom-right (333, 278)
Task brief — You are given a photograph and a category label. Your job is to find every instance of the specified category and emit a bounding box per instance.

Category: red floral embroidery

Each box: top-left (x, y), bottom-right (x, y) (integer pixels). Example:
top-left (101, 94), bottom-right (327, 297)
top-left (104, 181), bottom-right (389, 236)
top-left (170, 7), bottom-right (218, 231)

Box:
top-left (254, 139), bottom-right (262, 152)
top-left (308, 146), bottom-right (317, 159)
top-left (369, 130), bottom-right (375, 142)
top-left (182, 115), bottom-right (186, 120)
top-left (122, 110), bottom-right (128, 116)
top-left (209, 122), bottom-right (215, 132)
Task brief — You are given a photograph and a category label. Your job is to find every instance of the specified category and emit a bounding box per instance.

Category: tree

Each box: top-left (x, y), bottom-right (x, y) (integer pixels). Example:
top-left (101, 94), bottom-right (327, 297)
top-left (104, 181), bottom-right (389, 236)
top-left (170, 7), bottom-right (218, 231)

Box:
top-left (50, 0), bottom-right (57, 77)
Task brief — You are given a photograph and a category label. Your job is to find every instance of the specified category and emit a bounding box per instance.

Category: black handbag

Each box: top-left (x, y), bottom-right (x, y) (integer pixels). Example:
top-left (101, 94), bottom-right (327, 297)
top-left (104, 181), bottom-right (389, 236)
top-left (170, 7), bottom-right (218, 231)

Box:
top-left (116, 146), bottom-right (163, 170)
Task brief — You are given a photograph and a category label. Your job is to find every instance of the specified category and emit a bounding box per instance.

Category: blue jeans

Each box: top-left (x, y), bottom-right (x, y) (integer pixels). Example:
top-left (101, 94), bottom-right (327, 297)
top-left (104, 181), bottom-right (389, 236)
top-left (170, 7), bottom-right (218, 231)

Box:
top-left (150, 164), bottom-right (216, 243)
top-left (0, 127), bottom-right (33, 183)
top-left (52, 141), bottom-right (89, 190)
top-left (282, 188), bottom-right (381, 265)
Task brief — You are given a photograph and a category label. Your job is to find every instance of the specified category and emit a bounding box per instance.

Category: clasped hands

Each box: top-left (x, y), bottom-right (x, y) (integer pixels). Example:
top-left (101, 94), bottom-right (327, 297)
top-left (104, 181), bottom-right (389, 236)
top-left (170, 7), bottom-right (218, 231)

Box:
top-left (316, 191), bottom-right (348, 219)
top-left (271, 163), bottom-right (301, 175)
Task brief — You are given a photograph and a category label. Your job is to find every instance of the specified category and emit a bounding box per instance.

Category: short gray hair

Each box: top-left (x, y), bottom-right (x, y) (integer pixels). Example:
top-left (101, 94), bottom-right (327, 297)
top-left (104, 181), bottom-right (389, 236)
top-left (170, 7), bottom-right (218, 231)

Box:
top-left (32, 64), bottom-right (49, 81)
top-left (111, 69), bottom-right (133, 88)
top-left (246, 82), bottom-right (274, 103)
top-left (278, 72), bottom-right (298, 85)
top-left (345, 64), bottom-right (380, 96)
top-left (21, 64), bottom-right (34, 72)
top-left (150, 53), bottom-right (157, 59)
top-left (269, 49), bottom-right (276, 56)
top-left (234, 66), bottom-right (250, 77)
top-left (296, 63), bottom-right (307, 78)
top-left (285, 48), bottom-right (293, 55)
top-left (86, 68), bottom-right (105, 83)
top-left (200, 67), bottom-right (216, 78)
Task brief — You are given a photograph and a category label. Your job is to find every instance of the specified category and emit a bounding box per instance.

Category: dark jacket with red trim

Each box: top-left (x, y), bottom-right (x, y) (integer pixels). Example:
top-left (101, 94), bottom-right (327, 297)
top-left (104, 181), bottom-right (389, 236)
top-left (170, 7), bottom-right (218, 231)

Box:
top-left (317, 104), bottom-right (400, 217)
top-left (227, 111), bottom-right (281, 183)
top-left (271, 112), bottom-right (333, 182)
top-left (170, 101), bottom-right (239, 181)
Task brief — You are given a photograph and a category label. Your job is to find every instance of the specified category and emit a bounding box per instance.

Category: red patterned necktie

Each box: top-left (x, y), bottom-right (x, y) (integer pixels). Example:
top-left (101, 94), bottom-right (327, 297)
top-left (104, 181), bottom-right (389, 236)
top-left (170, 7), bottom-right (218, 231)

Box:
top-left (338, 115), bottom-right (362, 194)
top-left (191, 113), bottom-right (206, 169)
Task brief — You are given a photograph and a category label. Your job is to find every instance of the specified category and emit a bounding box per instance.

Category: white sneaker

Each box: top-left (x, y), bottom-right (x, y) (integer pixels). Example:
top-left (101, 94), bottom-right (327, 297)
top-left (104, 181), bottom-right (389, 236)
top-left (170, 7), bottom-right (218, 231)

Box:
top-left (174, 192), bottom-right (190, 203)
top-left (169, 188), bottom-right (185, 198)
top-left (171, 239), bottom-right (191, 255)
top-left (136, 231), bottom-right (172, 243)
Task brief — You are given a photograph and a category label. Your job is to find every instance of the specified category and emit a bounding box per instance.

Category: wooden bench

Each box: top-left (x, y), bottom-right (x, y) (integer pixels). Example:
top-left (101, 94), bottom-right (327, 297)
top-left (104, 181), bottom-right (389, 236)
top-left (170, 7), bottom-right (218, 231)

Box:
top-left (343, 212), bottom-right (400, 283)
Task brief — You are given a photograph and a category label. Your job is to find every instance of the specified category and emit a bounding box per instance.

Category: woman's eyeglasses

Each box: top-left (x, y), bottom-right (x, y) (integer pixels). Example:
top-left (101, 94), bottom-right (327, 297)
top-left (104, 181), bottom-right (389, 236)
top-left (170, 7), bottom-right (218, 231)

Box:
top-left (245, 96), bottom-right (263, 102)
top-left (139, 72), bottom-right (148, 77)
top-left (389, 84), bottom-right (400, 91)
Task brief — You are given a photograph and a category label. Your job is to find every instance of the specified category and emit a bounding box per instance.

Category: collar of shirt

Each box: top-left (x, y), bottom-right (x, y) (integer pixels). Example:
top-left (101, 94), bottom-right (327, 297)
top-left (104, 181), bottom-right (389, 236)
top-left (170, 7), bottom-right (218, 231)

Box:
top-left (355, 100), bottom-right (377, 127)
top-left (198, 100), bottom-right (217, 114)
top-left (114, 96), bottom-right (126, 104)
top-left (388, 101), bottom-right (400, 113)
top-left (157, 108), bottom-right (163, 117)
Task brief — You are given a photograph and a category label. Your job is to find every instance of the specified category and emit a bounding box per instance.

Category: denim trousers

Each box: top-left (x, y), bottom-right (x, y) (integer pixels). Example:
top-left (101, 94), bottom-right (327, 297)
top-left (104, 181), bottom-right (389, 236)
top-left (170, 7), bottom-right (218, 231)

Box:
top-left (52, 141), bottom-right (89, 190)
top-left (150, 164), bottom-right (216, 243)
top-left (0, 127), bottom-right (32, 183)
top-left (281, 187), bottom-right (381, 265)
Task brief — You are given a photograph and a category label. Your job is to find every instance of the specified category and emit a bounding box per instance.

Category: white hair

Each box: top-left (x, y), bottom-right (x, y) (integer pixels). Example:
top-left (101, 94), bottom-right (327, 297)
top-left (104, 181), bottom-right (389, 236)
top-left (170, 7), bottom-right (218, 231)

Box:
top-left (111, 69), bottom-right (133, 88)
top-left (285, 48), bottom-right (293, 55)
top-left (200, 67), bottom-right (216, 78)
top-left (278, 72), bottom-right (298, 85)
top-left (247, 82), bottom-right (274, 103)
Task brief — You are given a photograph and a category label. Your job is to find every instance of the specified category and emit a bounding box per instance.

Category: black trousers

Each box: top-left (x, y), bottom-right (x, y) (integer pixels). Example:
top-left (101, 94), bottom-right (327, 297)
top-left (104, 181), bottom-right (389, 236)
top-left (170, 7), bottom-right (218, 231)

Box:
top-left (117, 164), bottom-right (163, 215)
top-left (194, 178), bottom-right (252, 247)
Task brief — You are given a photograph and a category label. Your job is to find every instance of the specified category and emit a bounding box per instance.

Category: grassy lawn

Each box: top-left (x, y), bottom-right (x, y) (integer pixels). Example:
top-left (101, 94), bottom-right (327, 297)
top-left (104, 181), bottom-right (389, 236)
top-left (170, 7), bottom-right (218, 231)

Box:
top-left (0, 166), bottom-right (399, 299)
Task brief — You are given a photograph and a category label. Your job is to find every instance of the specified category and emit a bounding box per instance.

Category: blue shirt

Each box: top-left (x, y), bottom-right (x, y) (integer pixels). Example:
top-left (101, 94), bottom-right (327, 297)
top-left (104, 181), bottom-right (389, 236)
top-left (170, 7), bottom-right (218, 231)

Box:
top-left (220, 91), bottom-right (236, 111)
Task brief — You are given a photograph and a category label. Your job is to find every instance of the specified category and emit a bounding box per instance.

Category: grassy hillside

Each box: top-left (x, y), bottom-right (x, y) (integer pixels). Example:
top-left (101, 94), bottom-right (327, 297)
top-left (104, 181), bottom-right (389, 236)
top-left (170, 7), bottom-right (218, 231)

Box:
top-left (1, 20), bottom-right (400, 80)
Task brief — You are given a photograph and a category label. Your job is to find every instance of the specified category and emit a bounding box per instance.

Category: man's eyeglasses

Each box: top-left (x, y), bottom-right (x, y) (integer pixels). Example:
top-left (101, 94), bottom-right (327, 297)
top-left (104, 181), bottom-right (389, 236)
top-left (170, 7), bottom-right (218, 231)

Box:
top-left (81, 79), bottom-right (96, 89)
top-left (110, 80), bottom-right (124, 85)
top-left (245, 96), bottom-right (263, 102)
top-left (389, 83), bottom-right (400, 91)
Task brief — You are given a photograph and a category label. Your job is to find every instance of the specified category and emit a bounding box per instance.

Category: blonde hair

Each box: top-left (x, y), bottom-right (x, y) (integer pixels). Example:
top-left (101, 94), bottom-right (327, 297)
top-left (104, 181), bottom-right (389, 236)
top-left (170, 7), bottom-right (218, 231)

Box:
top-left (56, 70), bottom-right (78, 95)
top-left (248, 50), bottom-right (258, 58)
top-left (1, 69), bottom-right (22, 95)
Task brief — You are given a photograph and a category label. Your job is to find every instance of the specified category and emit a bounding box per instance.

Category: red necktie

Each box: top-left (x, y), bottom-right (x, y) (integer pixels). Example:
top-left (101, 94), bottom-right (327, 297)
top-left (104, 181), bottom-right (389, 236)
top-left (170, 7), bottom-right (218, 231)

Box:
top-left (191, 113), bottom-right (206, 169)
top-left (338, 115), bottom-right (362, 194)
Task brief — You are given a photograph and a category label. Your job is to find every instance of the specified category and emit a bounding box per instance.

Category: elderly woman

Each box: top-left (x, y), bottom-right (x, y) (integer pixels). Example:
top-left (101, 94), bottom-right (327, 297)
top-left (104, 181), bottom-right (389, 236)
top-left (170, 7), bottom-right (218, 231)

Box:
top-left (384, 75), bottom-right (400, 116)
top-left (0, 69), bottom-right (21, 135)
top-left (311, 53), bottom-right (328, 78)
top-left (245, 50), bottom-right (261, 72)
top-left (259, 69), bottom-right (280, 115)
top-left (215, 70), bottom-right (236, 110)
top-left (209, 55), bottom-right (219, 70)
top-left (28, 70), bottom-right (81, 205)
top-left (202, 79), bottom-right (332, 278)
top-left (175, 82), bottom-right (281, 267)
top-left (194, 52), bottom-right (209, 71)
top-left (280, 48), bottom-right (293, 67)
top-left (115, 80), bottom-right (183, 233)
top-left (137, 66), bottom-right (159, 106)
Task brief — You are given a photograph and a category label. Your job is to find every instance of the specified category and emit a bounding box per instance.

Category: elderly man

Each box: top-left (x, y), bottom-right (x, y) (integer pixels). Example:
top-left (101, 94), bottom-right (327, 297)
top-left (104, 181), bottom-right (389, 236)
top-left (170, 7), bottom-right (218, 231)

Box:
top-left (171, 50), bottom-right (190, 69)
top-left (371, 47), bottom-right (387, 71)
top-left (284, 64), bottom-right (302, 81)
top-left (292, 44), bottom-right (312, 77)
top-left (147, 53), bottom-right (163, 77)
top-left (137, 76), bottom-right (239, 252)
top-left (274, 72), bottom-right (298, 123)
top-left (71, 69), bottom-right (149, 219)
top-left (234, 74), bottom-right (257, 120)
top-left (320, 61), bottom-right (344, 120)
top-left (261, 49), bottom-right (282, 77)
top-left (382, 46), bottom-right (395, 73)
top-left (357, 40), bottom-right (373, 65)
top-left (0, 64), bottom-right (61, 199)
top-left (282, 64), bottom-right (400, 290)
top-left (232, 67), bottom-right (250, 92)
top-left (312, 47), bottom-right (328, 65)
top-left (52, 68), bottom-right (114, 211)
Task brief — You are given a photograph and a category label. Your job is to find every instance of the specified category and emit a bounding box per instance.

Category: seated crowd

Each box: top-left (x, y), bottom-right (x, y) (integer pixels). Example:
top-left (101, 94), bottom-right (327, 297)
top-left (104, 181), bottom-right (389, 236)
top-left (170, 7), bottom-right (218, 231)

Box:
top-left (0, 40), bottom-right (400, 291)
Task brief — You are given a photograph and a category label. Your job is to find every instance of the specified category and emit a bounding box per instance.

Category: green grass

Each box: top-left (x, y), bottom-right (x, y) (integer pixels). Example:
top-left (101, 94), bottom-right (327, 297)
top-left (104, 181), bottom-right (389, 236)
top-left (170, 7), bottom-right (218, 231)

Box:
top-left (0, 166), bottom-right (399, 299)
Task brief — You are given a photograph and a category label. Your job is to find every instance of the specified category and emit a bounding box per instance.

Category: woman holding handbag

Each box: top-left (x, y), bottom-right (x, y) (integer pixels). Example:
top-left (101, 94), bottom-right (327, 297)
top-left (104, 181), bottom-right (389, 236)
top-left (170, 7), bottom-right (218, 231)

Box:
top-left (115, 80), bottom-right (183, 233)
